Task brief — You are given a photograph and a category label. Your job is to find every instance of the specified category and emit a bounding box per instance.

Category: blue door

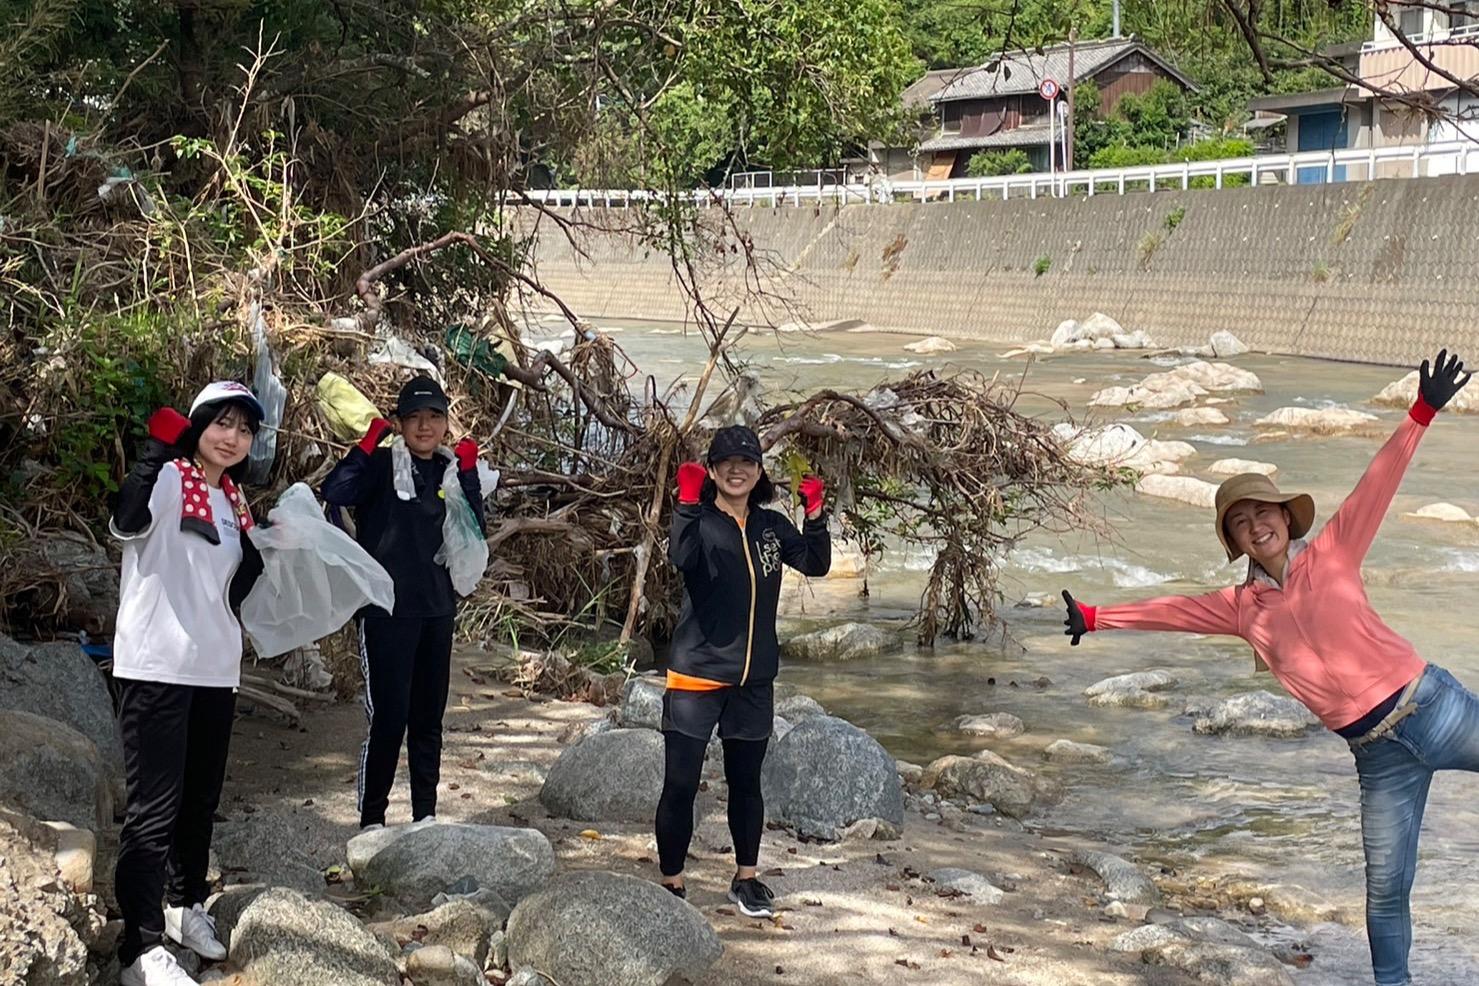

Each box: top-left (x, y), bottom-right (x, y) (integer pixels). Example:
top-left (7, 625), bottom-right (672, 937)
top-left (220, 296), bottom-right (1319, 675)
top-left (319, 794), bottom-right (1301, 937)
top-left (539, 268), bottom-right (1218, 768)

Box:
top-left (1296, 110), bottom-right (1349, 184)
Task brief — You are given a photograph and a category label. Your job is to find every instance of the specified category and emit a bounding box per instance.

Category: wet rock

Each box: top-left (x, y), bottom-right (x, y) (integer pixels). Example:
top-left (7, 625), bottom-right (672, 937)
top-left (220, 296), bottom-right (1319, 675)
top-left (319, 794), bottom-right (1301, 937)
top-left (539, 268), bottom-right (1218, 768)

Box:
top-left (1222, 881), bottom-right (1351, 925)
top-left (0, 635), bottom-right (124, 790)
top-left (1209, 331), bottom-right (1250, 358)
top-left (405, 945), bottom-right (483, 986)
top-left (36, 534), bottom-right (120, 635)
top-left (781, 622), bottom-right (894, 662)
top-left (927, 868), bottom-right (1004, 904)
top-left (1192, 691), bottom-right (1319, 738)
top-left (227, 887), bottom-right (399, 986)
top-left (0, 710), bottom-right (111, 830)
top-left (1254, 406), bottom-right (1379, 435)
top-left (904, 336), bottom-right (957, 355)
top-left (919, 752), bottom-right (1039, 819)
top-left (953, 713), bottom-right (1025, 738)
top-left (1072, 850), bottom-right (1160, 904)
top-left (762, 715), bottom-right (904, 840)
top-left (371, 899), bottom-right (499, 968)
top-left (354, 823), bottom-right (555, 909)
top-left (1373, 369), bottom-right (1479, 414)
top-left (1206, 458), bottom-right (1277, 477)
top-left (1174, 407), bottom-right (1230, 427)
top-left (1084, 671), bottom-right (1178, 709)
top-left (506, 871), bottom-right (722, 986)
top-left (1135, 474), bottom-right (1219, 509)
top-left (616, 676), bottom-right (665, 730)
top-left (773, 693), bottom-right (828, 721)
top-left (540, 729), bottom-right (664, 823)
top-left (1402, 502), bottom-right (1474, 523)
top-left (1043, 739), bottom-right (1112, 764)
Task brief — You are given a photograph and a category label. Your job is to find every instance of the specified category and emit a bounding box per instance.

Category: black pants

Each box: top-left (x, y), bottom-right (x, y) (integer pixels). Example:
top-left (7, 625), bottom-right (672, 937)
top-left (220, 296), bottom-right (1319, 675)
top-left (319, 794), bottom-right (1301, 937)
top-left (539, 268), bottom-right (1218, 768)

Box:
top-left (357, 614), bottom-right (454, 827)
top-left (114, 679), bottom-right (236, 966)
top-left (656, 731), bottom-right (768, 878)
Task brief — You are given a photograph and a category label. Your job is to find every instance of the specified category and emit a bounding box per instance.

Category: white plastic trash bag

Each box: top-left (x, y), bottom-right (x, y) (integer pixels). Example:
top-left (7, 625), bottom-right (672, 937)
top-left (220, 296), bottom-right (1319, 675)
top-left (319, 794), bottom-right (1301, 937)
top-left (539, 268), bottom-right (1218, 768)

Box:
top-left (435, 459), bottom-right (499, 596)
top-left (241, 483), bottom-right (395, 658)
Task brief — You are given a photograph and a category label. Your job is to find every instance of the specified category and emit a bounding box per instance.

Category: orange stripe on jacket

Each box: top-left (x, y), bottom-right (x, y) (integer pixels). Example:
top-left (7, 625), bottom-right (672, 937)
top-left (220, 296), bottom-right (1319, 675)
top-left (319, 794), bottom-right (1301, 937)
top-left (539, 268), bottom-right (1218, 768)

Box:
top-left (666, 670), bottom-right (728, 692)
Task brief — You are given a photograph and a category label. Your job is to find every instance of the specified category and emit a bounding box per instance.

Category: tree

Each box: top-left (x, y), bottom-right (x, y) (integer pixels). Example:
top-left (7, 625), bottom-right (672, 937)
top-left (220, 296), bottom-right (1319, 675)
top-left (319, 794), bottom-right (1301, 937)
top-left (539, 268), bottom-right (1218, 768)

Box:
top-left (966, 148), bottom-right (1033, 176)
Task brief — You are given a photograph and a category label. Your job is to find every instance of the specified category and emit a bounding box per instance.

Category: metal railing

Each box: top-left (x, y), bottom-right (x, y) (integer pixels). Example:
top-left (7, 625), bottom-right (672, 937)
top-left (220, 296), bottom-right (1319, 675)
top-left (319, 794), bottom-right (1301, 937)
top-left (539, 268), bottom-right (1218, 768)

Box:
top-left (524, 140), bottom-right (1479, 210)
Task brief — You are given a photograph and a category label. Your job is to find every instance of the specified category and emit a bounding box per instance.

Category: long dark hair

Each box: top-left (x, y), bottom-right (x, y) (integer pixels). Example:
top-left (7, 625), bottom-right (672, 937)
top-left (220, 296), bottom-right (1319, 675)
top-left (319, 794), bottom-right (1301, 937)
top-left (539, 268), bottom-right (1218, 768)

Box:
top-left (701, 469), bottom-right (775, 509)
top-left (178, 399), bottom-right (262, 485)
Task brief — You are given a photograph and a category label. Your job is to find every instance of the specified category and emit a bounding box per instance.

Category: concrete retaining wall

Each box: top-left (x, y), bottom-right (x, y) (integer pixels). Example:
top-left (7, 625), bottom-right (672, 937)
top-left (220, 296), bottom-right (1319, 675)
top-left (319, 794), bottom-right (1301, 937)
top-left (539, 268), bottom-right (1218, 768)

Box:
top-left (526, 176), bottom-right (1479, 365)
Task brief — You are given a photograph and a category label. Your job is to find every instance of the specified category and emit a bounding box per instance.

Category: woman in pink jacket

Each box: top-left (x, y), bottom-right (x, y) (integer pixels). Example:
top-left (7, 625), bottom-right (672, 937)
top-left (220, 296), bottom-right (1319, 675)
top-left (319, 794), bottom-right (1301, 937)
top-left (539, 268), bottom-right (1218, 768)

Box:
top-left (1062, 350), bottom-right (1472, 986)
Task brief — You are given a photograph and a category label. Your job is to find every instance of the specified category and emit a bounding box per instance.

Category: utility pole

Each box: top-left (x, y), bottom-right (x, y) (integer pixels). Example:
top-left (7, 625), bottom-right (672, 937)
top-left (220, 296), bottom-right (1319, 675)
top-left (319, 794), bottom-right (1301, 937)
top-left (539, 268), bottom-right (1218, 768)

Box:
top-left (1112, 0), bottom-right (1121, 38)
top-left (1066, 26), bottom-right (1076, 171)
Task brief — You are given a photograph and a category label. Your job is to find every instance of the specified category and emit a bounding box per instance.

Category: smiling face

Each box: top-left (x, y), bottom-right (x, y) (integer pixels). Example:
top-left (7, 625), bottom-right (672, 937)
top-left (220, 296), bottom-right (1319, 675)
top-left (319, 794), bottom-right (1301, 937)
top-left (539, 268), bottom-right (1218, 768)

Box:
top-left (195, 405), bottom-right (254, 475)
top-left (709, 455), bottom-right (760, 501)
top-left (1224, 499), bottom-right (1294, 567)
top-left (400, 408), bottom-right (449, 457)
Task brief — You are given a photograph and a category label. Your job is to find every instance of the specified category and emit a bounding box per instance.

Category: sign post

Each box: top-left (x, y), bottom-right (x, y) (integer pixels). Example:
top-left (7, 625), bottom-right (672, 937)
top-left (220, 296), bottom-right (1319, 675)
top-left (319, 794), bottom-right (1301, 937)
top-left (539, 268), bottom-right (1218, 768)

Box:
top-left (1040, 79), bottom-right (1062, 190)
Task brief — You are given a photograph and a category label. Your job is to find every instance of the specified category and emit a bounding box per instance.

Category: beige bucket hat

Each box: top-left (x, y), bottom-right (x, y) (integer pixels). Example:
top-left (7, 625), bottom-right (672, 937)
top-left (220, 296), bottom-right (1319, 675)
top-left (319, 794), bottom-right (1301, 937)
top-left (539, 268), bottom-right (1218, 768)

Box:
top-left (1214, 473), bottom-right (1316, 562)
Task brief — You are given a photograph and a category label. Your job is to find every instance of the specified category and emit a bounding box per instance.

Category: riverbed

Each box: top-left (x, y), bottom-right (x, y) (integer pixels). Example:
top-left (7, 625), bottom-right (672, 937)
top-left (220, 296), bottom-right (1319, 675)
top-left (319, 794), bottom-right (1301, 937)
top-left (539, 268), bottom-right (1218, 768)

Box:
top-left (557, 317), bottom-right (1479, 982)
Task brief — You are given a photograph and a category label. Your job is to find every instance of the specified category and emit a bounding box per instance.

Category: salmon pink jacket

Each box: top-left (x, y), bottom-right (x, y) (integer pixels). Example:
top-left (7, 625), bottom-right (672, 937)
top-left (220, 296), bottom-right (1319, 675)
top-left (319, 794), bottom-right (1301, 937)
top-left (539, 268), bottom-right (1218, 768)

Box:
top-left (1080, 399), bottom-right (1437, 730)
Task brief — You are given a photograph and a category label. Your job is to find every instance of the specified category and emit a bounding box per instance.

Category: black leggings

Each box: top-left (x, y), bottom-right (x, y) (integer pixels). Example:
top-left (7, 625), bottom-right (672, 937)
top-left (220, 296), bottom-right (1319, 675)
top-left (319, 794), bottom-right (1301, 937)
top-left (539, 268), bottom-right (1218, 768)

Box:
top-left (656, 731), bottom-right (768, 878)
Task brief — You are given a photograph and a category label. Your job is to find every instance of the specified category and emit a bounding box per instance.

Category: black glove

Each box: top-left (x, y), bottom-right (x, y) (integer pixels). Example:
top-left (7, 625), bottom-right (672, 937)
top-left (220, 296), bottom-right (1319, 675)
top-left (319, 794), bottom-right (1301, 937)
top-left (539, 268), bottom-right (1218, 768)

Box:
top-left (1419, 348), bottom-right (1471, 411)
top-left (1062, 589), bottom-right (1086, 646)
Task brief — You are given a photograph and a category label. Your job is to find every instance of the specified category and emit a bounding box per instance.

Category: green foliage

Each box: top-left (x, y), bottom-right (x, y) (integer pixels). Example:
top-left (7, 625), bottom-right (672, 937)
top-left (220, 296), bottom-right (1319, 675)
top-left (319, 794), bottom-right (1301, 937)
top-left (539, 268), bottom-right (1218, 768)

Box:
top-left (966, 149), bottom-right (1033, 177)
top-left (1164, 205), bottom-right (1186, 231)
top-left (1033, 254), bottom-right (1052, 277)
top-left (1087, 144), bottom-right (1169, 169)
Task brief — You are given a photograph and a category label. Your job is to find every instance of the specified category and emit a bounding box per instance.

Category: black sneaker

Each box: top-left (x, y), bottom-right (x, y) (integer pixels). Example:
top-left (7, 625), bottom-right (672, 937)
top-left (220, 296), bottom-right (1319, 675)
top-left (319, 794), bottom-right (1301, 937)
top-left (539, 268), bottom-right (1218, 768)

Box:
top-left (727, 877), bottom-right (775, 918)
top-left (662, 882), bottom-right (686, 900)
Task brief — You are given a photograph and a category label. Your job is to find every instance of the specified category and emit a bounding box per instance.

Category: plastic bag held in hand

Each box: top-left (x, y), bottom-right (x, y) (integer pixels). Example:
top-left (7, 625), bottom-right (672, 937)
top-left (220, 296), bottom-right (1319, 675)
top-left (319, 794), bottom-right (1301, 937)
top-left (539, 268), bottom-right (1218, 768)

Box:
top-left (240, 484), bottom-right (395, 658)
top-left (435, 458), bottom-right (500, 596)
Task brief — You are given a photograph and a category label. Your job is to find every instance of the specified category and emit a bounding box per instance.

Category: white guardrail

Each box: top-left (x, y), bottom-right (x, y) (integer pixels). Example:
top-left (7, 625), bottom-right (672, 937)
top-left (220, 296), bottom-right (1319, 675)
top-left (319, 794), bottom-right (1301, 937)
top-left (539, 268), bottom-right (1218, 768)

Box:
top-left (525, 140), bottom-right (1479, 209)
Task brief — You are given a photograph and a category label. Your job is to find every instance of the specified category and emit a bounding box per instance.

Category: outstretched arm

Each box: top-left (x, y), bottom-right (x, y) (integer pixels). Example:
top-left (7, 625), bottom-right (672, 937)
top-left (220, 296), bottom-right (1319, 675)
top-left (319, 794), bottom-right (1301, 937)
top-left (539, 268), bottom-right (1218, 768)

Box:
top-left (1314, 349), bottom-right (1469, 565)
top-left (1063, 587), bottom-right (1241, 642)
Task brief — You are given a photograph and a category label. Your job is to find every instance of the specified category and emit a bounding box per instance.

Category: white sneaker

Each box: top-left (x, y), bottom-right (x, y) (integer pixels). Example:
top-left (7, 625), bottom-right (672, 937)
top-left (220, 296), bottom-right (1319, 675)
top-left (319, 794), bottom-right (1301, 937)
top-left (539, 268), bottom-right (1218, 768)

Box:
top-left (413, 815), bottom-right (437, 824)
top-left (360, 822), bottom-right (385, 831)
top-left (164, 902), bottom-right (227, 961)
top-left (120, 946), bottom-right (199, 986)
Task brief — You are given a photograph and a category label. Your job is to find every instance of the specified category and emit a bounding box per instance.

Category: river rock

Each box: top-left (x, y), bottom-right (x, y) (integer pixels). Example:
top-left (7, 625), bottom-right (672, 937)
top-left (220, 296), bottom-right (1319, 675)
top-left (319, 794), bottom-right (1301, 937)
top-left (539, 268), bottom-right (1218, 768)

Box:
top-left (1044, 739), bottom-right (1113, 764)
top-left (1111, 916), bottom-right (1255, 952)
top-left (617, 676), bottom-right (665, 729)
top-left (774, 693), bottom-right (827, 720)
top-left (1206, 458), bottom-right (1277, 477)
top-left (1112, 330), bottom-right (1154, 349)
top-left (557, 714), bottom-right (616, 745)
top-left (346, 818), bottom-right (440, 875)
top-left (1079, 312), bottom-right (1125, 339)
top-left (1209, 331), bottom-right (1250, 358)
top-left (354, 823), bottom-right (555, 908)
top-left (904, 336), bottom-right (957, 355)
top-left (371, 898), bottom-right (498, 968)
top-left (0, 710), bottom-right (110, 830)
top-left (1144, 939), bottom-right (1295, 986)
top-left (1135, 474), bottom-right (1219, 509)
top-left (1254, 406), bottom-right (1379, 435)
top-left (1090, 380), bottom-right (1207, 410)
top-left (212, 807), bottom-right (332, 895)
top-left (1174, 407), bottom-right (1230, 427)
top-left (1192, 691), bottom-right (1319, 738)
top-left (506, 970), bottom-right (555, 986)
top-left (1050, 319), bottom-right (1081, 347)
top-left (919, 752), bottom-right (1040, 818)
top-left (1125, 439), bottom-right (1198, 475)
top-left (540, 729), bottom-right (664, 822)
top-left (36, 534), bottom-right (120, 635)
top-left (1072, 850), bottom-right (1160, 904)
top-left (953, 713), bottom-right (1025, 738)
top-left (228, 887), bottom-right (400, 986)
top-left (0, 635), bottom-right (123, 789)
top-left (1055, 422), bottom-right (1147, 466)
top-left (0, 809), bottom-right (100, 986)
top-left (927, 867), bottom-right (1005, 903)
top-left (1402, 502), bottom-right (1474, 523)
top-left (1222, 881), bottom-right (1351, 925)
top-left (826, 544), bottom-right (869, 578)
top-left (781, 622), bottom-right (893, 662)
top-left (1373, 369), bottom-right (1479, 414)
top-left (1173, 361), bottom-right (1263, 393)
top-left (506, 871), bottom-right (722, 986)
top-left (762, 715), bottom-right (904, 840)
top-left (1085, 671), bottom-right (1178, 710)
top-left (405, 945), bottom-right (483, 986)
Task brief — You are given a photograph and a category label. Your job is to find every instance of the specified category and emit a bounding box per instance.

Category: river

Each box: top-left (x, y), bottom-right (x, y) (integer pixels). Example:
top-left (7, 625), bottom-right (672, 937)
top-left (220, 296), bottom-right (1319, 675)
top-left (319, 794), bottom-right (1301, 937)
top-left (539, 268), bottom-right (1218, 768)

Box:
top-left (540, 317), bottom-right (1479, 982)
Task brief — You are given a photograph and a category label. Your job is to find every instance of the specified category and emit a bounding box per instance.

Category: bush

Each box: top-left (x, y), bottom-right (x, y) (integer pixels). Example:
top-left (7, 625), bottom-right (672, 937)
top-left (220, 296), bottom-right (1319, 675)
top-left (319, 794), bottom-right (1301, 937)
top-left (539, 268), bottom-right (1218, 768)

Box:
top-left (966, 148), bottom-right (1033, 177)
top-left (1176, 136), bottom-right (1256, 187)
top-left (1087, 145), bottom-right (1169, 169)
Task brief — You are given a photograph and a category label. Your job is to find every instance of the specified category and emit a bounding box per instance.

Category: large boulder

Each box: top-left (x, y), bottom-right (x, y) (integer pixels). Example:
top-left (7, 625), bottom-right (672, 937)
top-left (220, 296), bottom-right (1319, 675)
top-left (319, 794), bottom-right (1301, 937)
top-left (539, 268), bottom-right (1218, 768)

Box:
top-left (1402, 502), bottom-right (1474, 523)
top-left (1125, 439), bottom-right (1198, 476)
top-left (919, 752), bottom-right (1045, 818)
top-left (540, 729), bottom-right (664, 823)
top-left (616, 676), bottom-right (664, 730)
top-left (1044, 739), bottom-right (1113, 765)
top-left (1084, 671), bottom-right (1178, 710)
top-left (1254, 406), bottom-right (1379, 435)
top-left (1209, 331), bottom-right (1250, 358)
top-left (1054, 423), bottom-right (1146, 467)
top-left (227, 887), bottom-right (400, 986)
top-left (0, 635), bottom-right (123, 786)
top-left (773, 693), bottom-right (827, 721)
top-left (781, 623), bottom-right (893, 662)
top-left (762, 715), bottom-right (904, 840)
top-left (903, 336), bottom-right (957, 355)
top-left (1174, 407), bottom-right (1230, 427)
top-left (211, 808), bottom-right (331, 895)
top-left (36, 534), bottom-right (120, 635)
top-left (506, 871), bottom-right (722, 986)
top-left (1079, 312), bottom-right (1125, 340)
top-left (1090, 362), bottom-right (1261, 410)
top-left (1144, 939), bottom-right (1295, 986)
top-left (0, 710), bottom-right (111, 830)
top-left (1206, 458), bottom-right (1277, 477)
top-left (1192, 691), bottom-right (1320, 738)
top-left (0, 809), bottom-right (103, 986)
top-left (1071, 850), bottom-right (1160, 904)
top-left (354, 823), bottom-right (555, 909)
top-left (1135, 474), bottom-right (1219, 509)
top-left (1173, 361), bottom-right (1263, 393)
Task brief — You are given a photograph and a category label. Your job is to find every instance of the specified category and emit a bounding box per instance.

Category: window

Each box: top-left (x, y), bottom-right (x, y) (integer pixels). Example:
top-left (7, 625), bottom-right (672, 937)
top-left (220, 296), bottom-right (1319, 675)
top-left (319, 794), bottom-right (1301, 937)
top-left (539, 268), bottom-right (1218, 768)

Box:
top-left (942, 103), bottom-right (962, 134)
top-left (1452, 0), bottom-right (1478, 29)
top-left (1398, 5), bottom-right (1426, 37)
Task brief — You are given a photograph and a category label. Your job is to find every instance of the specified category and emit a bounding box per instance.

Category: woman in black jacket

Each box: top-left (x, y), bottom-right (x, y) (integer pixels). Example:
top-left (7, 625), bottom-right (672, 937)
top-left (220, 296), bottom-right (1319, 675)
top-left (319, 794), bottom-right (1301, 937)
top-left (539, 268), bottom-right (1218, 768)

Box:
top-left (657, 425), bottom-right (830, 917)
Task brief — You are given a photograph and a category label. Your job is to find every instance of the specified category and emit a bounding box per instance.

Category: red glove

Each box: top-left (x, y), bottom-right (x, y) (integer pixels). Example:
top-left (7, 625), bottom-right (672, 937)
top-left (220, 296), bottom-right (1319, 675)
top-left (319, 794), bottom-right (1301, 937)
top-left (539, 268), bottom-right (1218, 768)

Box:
top-left (358, 417), bottom-right (393, 455)
top-left (147, 407), bottom-right (190, 446)
top-left (676, 462), bottom-right (707, 504)
top-left (799, 475), bottom-right (825, 519)
top-left (455, 437), bottom-right (479, 472)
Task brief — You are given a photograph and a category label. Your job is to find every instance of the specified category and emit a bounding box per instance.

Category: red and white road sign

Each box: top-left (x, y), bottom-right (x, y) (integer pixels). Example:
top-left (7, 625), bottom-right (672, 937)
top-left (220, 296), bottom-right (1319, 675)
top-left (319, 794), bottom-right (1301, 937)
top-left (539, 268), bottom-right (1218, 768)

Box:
top-left (1039, 78), bottom-right (1061, 101)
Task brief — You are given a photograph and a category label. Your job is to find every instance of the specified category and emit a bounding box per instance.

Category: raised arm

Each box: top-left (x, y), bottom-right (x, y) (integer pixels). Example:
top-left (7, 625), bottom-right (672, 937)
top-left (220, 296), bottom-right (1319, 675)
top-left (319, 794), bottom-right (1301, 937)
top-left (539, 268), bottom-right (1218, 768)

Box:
top-left (667, 462), bottom-right (709, 574)
top-left (779, 475), bottom-right (830, 577)
top-left (321, 418), bottom-right (392, 508)
top-left (1314, 350), bottom-right (1469, 565)
top-left (110, 408), bottom-right (190, 537)
top-left (1063, 587), bottom-right (1241, 643)
top-left (454, 438), bottom-right (491, 538)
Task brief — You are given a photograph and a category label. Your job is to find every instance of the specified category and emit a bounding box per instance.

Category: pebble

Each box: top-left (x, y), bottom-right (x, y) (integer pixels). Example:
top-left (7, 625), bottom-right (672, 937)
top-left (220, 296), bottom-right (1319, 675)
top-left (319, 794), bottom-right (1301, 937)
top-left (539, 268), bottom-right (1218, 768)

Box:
top-left (966, 803), bottom-right (995, 816)
top-left (924, 812), bottom-right (941, 822)
top-left (1249, 896), bottom-right (1266, 915)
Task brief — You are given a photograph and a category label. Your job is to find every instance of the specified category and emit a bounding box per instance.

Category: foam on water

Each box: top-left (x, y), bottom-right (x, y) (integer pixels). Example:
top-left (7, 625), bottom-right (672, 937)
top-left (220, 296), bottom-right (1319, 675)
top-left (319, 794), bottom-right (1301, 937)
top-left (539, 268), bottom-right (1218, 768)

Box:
top-left (773, 353), bottom-right (844, 365)
top-left (1187, 433), bottom-right (1249, 446)
top-left (1009, 546), bottom-right (1176, 587)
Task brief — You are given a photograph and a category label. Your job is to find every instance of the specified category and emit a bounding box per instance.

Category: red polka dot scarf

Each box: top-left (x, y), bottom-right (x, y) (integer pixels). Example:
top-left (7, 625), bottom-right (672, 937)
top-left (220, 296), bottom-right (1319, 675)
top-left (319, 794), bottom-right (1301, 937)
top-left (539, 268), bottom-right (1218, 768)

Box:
top-left (175, 458), bottom-right (255, 544)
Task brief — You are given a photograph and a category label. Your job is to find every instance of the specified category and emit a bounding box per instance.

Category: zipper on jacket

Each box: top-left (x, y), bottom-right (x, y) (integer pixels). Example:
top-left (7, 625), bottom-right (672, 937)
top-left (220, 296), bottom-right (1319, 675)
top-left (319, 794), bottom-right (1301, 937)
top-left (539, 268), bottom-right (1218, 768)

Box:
top-left (738, 516), bottom-right (758, 686)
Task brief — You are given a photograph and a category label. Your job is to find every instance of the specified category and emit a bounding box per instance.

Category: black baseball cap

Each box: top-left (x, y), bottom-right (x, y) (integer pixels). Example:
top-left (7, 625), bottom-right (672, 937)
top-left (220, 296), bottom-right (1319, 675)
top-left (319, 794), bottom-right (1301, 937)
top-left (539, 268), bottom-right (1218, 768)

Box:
top-left (707, 425), bottom-right (764, 465)
top-left (395, 376), bottom-right (449, 417)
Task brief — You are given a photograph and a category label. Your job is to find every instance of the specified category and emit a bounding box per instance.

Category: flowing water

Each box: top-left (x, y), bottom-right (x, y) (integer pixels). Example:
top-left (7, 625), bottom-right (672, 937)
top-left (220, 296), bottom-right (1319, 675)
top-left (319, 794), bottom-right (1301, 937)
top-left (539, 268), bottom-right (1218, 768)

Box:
top-left (541, 318), bottom-right (1479, 981)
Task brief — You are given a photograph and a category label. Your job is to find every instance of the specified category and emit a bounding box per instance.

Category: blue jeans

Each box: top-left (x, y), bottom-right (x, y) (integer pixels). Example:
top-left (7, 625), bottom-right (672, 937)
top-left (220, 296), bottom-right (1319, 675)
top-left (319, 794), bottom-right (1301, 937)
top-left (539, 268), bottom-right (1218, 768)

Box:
top-left (1353, 665), bottom-right (1479, 985)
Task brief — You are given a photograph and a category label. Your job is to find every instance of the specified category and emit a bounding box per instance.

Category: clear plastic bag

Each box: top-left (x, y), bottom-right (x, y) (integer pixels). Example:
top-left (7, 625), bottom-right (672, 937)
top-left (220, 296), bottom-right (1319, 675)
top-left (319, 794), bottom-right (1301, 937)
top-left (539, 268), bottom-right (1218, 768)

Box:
top-left (240, 483), bottom-right (396, 658)
top-left (246, 303), bottom-right (288, 485)
top-left (434, 460), bottom-right (499, 596)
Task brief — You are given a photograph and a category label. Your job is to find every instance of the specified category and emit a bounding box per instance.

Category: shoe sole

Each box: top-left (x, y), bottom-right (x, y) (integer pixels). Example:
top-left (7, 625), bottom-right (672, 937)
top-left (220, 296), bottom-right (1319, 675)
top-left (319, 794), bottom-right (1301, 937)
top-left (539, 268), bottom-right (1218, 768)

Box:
top-left (727, 889), bottom-right (774, 919)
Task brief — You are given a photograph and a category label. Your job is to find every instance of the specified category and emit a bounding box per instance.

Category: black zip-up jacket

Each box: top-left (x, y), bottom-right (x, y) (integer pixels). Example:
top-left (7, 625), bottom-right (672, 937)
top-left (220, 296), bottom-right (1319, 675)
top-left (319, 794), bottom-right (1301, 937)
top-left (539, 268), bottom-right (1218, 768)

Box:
top-left (321, 446), bottom-right (487, 618)
top-left (668, 501), bottom-right (830, 686)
